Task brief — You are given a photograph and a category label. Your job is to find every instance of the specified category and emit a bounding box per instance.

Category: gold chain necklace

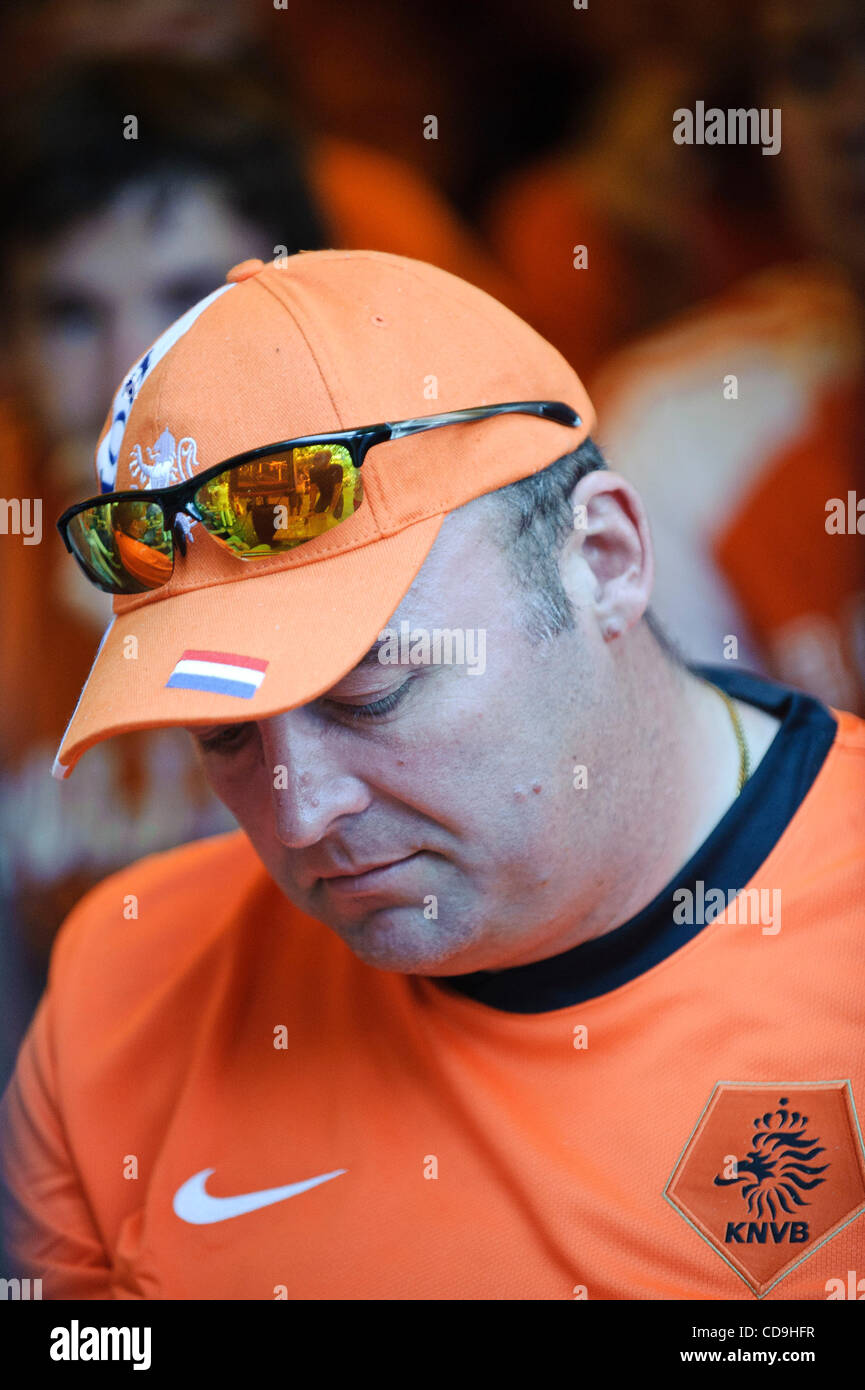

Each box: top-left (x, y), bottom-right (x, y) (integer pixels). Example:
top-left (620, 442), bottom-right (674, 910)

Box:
top-left (701, 679), bottom-right (751, 795)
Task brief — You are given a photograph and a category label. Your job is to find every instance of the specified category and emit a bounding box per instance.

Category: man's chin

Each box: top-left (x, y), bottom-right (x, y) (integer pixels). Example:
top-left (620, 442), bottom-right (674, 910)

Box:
top-left (267, 863), bottom-right (483, 973)
top-left (323, 901), bottom-right (479, 975)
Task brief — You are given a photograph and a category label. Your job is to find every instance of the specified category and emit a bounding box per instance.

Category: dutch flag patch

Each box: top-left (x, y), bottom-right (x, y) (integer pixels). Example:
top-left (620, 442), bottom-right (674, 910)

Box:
top-left (166, 649), bottom-right (268, 699)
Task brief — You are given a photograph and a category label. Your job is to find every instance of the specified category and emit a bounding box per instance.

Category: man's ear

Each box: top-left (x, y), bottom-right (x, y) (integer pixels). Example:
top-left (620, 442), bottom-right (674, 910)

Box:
top-left (561, 470), bottom-right (654, 640)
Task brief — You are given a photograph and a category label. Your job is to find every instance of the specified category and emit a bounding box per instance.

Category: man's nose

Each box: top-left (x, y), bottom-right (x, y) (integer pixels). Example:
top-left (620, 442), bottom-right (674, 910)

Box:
top-left (258, 710), bottom-right (371, 849)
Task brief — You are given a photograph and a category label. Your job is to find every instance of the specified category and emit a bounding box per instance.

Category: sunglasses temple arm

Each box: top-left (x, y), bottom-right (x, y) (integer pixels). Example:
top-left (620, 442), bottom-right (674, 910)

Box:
top-left (386, 408), bottom-right (522, 439)
top-left (385, 403), bottom-right (580, 442)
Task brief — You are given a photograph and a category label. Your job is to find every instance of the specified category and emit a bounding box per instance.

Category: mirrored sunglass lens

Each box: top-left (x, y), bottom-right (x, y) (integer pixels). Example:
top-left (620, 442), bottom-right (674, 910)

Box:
top-left (67, 499), bottom-right (173, 594)
top-left (192, 444), bottom-right (362, 557)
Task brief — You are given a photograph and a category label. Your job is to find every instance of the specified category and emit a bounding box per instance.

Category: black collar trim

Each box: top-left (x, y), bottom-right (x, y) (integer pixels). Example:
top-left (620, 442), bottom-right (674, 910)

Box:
top-left (431, 667), bottom-right (837, 1014)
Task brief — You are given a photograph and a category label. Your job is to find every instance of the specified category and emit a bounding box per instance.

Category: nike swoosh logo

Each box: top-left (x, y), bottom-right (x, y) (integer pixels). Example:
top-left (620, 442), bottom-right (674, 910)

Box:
top-left (173, 1167), bottom-right (347, 1224)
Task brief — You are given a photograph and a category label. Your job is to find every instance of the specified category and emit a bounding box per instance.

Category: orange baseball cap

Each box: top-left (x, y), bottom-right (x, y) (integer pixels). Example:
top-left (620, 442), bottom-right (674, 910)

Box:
top-left (53, 249), bottom-right (595, 779)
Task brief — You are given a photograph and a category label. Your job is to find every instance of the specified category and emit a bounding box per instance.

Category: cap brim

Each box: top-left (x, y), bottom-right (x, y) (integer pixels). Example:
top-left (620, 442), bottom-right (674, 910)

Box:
top-left (53, 515), bottom-right (444, 779)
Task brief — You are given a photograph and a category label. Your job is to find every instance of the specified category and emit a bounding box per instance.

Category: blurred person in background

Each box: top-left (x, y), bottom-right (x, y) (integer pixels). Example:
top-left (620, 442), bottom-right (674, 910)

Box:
top-left (480, 2), bottom-right (786, 382)
top-left (0, 54), bottom-right (515, 1077)
top-left (593, 0), bottom-right (865, 714)
top-left (483, 58), bottom-right (720, 380)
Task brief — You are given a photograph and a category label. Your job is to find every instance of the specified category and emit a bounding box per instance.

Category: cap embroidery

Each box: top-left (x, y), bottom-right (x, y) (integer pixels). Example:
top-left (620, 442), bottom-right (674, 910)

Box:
top-left (96, 282), bottom-right (234, 492)
top-left (165, 649), bottom-right (268, 699)
top-left (129, 428), bottom-right (199, 490)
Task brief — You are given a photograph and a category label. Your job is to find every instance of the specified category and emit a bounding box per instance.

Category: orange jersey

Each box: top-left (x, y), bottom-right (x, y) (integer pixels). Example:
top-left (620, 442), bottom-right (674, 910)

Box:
top-left (2, 669), bottom-right (864, 1300)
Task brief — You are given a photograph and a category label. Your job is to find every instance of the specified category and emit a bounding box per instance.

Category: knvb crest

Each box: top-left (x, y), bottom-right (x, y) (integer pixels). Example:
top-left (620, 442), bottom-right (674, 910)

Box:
top-left (129, 429), bottom-right (199, 490)
top-left (713, 1097), bottom-right (829, 1223)
top-left (666, 1082), bottom-right (865, 1297)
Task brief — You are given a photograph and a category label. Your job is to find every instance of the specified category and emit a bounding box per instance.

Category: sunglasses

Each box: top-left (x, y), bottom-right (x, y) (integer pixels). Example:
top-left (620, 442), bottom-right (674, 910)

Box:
top-left (57, 400), bottom-right (581, 595)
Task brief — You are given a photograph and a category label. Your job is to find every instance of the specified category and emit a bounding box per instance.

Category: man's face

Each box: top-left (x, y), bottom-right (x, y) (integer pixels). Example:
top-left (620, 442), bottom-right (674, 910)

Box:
top-left (7, 176), bottom-right (267, 493)
top-left (763, 0), bottom-right (865, 282)
top-left (191, 499), bottom-right (634, 977)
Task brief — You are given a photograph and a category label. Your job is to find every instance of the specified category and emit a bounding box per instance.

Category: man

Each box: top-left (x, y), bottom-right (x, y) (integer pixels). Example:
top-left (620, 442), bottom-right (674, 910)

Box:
top-left (593, 0), bottom-right (865, 714)
top-left (2, 251), bottom-right (863, 1300)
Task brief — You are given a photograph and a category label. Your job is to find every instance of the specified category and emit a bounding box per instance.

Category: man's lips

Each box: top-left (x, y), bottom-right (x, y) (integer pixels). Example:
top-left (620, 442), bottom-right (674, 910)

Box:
top-left (317, 852), bottom-right (425, 895)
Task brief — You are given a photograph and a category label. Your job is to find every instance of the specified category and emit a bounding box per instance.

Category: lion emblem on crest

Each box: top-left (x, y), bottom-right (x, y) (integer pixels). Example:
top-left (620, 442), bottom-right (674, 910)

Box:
top-left (713, 1097), bottom-right (829, 1220)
